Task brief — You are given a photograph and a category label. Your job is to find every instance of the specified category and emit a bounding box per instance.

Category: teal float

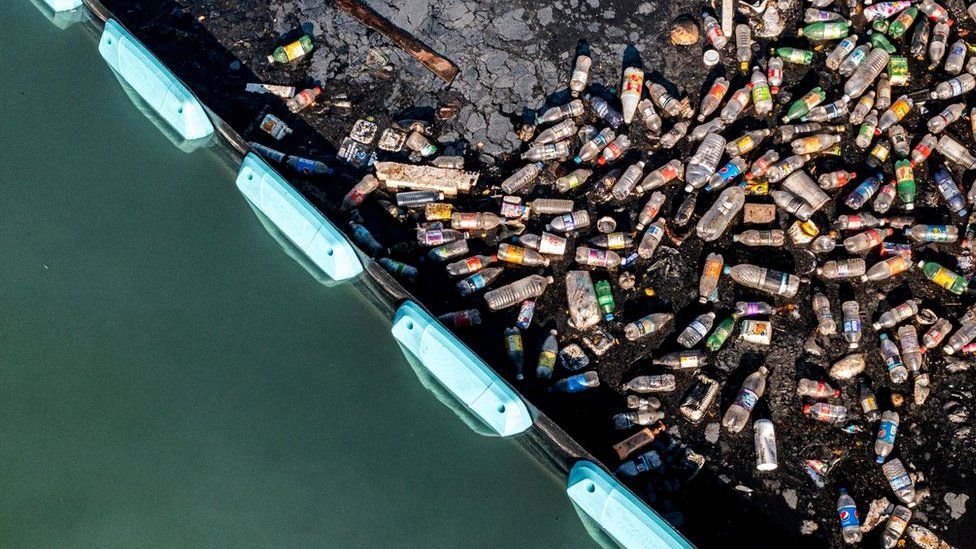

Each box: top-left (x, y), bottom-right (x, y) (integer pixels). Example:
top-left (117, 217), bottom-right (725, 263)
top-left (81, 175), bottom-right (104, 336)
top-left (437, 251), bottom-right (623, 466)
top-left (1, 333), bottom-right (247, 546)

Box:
top-left (391, 300), bottom-right (532, 437)
top-left (236, 153), bottom-right (363, 282)
top-left (567, 461), bottom-right (695, 549)
top-left (97, 18), bottom-right (214, 141)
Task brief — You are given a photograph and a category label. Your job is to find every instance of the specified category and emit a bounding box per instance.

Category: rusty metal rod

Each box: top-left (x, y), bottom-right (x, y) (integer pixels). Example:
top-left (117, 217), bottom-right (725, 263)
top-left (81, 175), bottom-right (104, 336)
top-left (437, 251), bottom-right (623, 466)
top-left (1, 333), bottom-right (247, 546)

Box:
top-left (333, 0), bottom-right (460, 84)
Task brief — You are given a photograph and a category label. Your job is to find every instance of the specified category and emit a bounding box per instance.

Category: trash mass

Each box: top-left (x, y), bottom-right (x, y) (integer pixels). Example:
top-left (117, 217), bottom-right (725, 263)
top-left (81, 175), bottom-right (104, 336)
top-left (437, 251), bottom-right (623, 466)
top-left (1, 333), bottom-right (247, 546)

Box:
top-left (108, 0), bottom-right (976, 546)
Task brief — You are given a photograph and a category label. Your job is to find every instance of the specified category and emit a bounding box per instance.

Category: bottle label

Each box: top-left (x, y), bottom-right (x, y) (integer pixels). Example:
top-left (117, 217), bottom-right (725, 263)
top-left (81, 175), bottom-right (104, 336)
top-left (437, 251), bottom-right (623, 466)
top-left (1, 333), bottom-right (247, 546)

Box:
top-left (607, 233), bottom-right (627, 249)
top-left (465, 256), bottom-right (484, 272)
top-left (283, 40), bottom-right (308, 61)
top-left (884, 354), bottom-right (904, 372)
top-left (539, 234), bottom-right (566, 255)
top-left (559, 214), bottom-right (577, 231)
top-left (861, 396), bottom-right (878, 412)
top-left (505, 332), bottom-right (522, 352)
top-left (838, 504), bottom-right (859, 528)
top-left (538, 351), bottom-right (557, 371)
top-left (878, 419), bottom-right (898, 444)
top-left (734, 388), bottom-right (759, 411)
top-left (844, 319), bottom-right (861, 333)
top-left (468, 273), bottom-right (487, 290)
top-left (503, 246), bottom-right (526, 264)
top-left (931, 267), bottom-right (956, 289)
top-left (889, 471), bottom-right (912, 491)
top-left (622, 71), bottom-right (643, 96)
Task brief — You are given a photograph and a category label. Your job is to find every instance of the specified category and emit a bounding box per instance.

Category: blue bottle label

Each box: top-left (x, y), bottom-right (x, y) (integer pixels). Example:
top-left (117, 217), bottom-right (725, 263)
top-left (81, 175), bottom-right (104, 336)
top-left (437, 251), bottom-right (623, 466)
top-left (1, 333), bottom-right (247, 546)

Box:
top-left (734, 388), bottom-right (759, 411)
top-left (838, 504), bottom-right (859, 528)
top-left (562, 373), bottom-right (590, 393)
top-left (878, 420), bottom-right (898, 444)
top-left (293, 157), bottom-right (316, 175)
top-left (890, 471), bottom-right (912, 490)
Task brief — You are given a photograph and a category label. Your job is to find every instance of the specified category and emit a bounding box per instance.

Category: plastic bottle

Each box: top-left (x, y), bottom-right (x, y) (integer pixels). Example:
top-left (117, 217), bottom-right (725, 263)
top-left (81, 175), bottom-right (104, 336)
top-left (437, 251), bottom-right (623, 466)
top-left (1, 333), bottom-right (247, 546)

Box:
top-left (428, 240), bottom-right (469, 261)
top-left (792, 134), bottom-right (841, 155)
top-left (624, 313), bottom-right (674, 341)
top-left (783, 87), bottom-right (826, 123)
top-left (733, 229), bottom-right (785, 247)
top-left (659, 121), bottom-right (690, 150)
top-left (613, 409), bottom-right (664, 430)
top-left (484, 275), bottom-right (554, 311)
top-left (767, 154), bottom-right (812, 183)
top-left (702, 10), bottom-right (728, 49)
top-left (536, 99), bottom-right (584, 125)
top-left (881, 506), bottom-right (912, 549)
top-left (863, 255), bottom-right (912, 282)
top-left (527, 198), bottom-right (574, 216)
top-left (678, 312), bottom-right (716, 348)
top-left (589, 232), bottom-right (634, 250)
top-left (447, 254), bottom-right (496, 276)
top-left (880, 333), bottom-right (908, 383)
top-left (929, 21), bottom-right (950, 68)
top-left (919, 0), bottom-right (950, 21)
top-left (797, 378), bottom-right (840, 398)
top-left (859, 377), bottom-right (881, 421)
top-left (830, 353), bottom-right (866, 381)
top-left (893, 160), bottom-right (915, 211)
top-left (856, 111), bottom-right (879, 149)
top-left (647, 82), bottom-right (685, 118)
top-left (945, 39), bottom-right (967, 74)
top-left (575, 247), bottom-right (621, 269)
top-left (685, 134), bottom-right (727, 191)
top-left (554, 371), bottom-right (600, 393)
top-left (585, 93), bottom-right (623, 129)
top-left (751, 68), bottom-right (773, 115)
top-left (721, 86), bottom-right (752, 123)
top-left (882, 458), bottom-right (916, 507)
top-left (285, 86), bottom-right (322, 113)
top-left (611, 161), bottom-right (646, 201)
top-left (934, 168), bottom-right (968, 216)
top-left (623, 374), bottom-right (677, 393)
top-left (268, 35), bottom-right (314, 63)
top-left (594, 280), bottom-right (616, 321)
top-left (772, 190), bottom-right (815, 221)
top-left (849, 91), bottom-right (874, 125)
top-left (597, 134), bottom-right (632, 166)
top-left (727, 129), bottom-right (771, 157)
top-left (696, 185), bottom-right (745, 241)
top-left (706, 157), bottom-right (749, 191)
top-left (899, 325), bottom-right (923, 374)
top-left (497, 243), bottom-right (548, 267)
top-left (746, 150), bottom-right (780, 180)
top-left (843, 228), bottom-right (891, 254)
top-left (636, 99), bottom-right (662, 133)
top-left (504, 327), bottom-right (525, 380)
top-left (837, 488), bottom-right (863, 544)
top-left (930, 73), bottom-right (976, 100)
top-left (910, 17), bottom-right (930, 60)
top-left (945, 318), bottom-right (976, 354)
top-left (554, 168), bottom-right (593, 193)
top-left (910, 133), bottom-right (937, 165)
top-left (839, 44), bottom-right (871, 76)
top-left (637, 220), bottom-right (666, 259)
top-left (723, 367), bottom-right (768, 433)
top-left (799, 21), bottom-right (849, 40)
top-left (501, 162), bottom-right (544, 194)
top-left (536, 329), bottom-right (559, 379)
top-left (827, 35), bottom-right (858, 70)
top-left (889, 124), bottom-right (910, 157)
top-left (801, 100), bottom-right (849, 122)
top-left (620, 67), bottom-right (644, 124)
top-left (872, 183), bottom-right (896, 214)
top-left (634, 192), bottom-right (667, 231)
top-left (878, 95), bottom-right (913, 132)
top-left (570, 55), bottom-right (592, 97)
top-left (842, 301), bottom-right (862, 349)
top-left (575, 128), bottom-right (614, 164)
top-left (735, 24), bottom-right (753, 71)
top-left (523, 141), bottom-right (570, 162)
top-left (843, 47), bottom-right (889, 101)
top-left (340, 174), bottom-right (380, 211)
top-left (836, 212), bottom-right (884, 230)
top-left (937, 135), bottom-right (976, 169)
top-left (457, 267), bottom-right (504, 297)
top-left (698, 253), bottom-right (723, 304)
top-left (653, 350), bottom-right (708, 370)
top-left (906, 224), bottom-right (959, 243)
top-left (726, 264), bottom-right (801, 298)
top-left (813, 292), bottom-right (836, 335)
top-left (548, 210), bottom-right (591, 233)
top-left (805, 402), bottom-right (848, 423)
top-left (698, 76), bottom-right (730, 121)
top-left (918, 260), bottom-right (968, 294)
top-left (875, 410), bottom-right (900, 463)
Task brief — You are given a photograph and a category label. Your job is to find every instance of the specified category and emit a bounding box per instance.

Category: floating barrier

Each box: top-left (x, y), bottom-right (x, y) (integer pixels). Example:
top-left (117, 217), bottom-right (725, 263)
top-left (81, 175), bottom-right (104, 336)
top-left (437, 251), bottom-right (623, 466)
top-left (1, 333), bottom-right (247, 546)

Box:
top-left (392, 300), bottom-right (532, 437)
top-left (97, 18), bottom-right (214, 141)
top-left (567, 461), bottom-right (694, 549)
top-left (236, 153), bottom-right (363, 282)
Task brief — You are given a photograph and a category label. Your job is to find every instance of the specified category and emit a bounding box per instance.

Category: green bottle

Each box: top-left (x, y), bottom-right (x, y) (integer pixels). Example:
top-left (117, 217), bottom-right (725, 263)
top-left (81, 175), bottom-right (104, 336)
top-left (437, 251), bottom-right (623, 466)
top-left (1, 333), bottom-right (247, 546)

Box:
top-left (887, 7), bottom-right (918, 40)
top-left (895, 159), bottom-right (916, 211)
top-left (268, 35), bottom-right (314, 64)
top-left (775, 47), bottom-right (814, 65)
top-left (705, 315), bottom-right (737, 351)
top-left (872, 19), bottom-right (890, 34)
top-left (784, 87), bottom-right (826, 122)
top-left (869, 32), bottom-right (897, 54)
top-left (917, 260), bottom-right (969, 295)
top-left (595, 280), bottom-right (616, 321)
top-left (798, 22), bottom-right (849, 41)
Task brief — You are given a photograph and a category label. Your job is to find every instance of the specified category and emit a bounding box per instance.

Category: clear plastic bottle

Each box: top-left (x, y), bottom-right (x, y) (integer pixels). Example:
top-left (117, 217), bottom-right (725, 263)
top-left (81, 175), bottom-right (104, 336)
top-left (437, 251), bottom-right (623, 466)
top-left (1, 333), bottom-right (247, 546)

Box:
top-left (804, 402), bottom-right (848, 423)
top-left (839, 44), bottom-right (871, 77)
top-left (859, 377), bottom-right (881, 421)
top-left (685, 134), bottom-right (727, 191)
top-left (837, 488), bottom-right (863, 544)
top-left (678, 312), bottom-right (716, 348)
top-left (623, 374), bottom-right (677, 393)
top-left (792, 133), bottom-right (841, 154)
top-left (862, 255), bottom-right (912, 282)
top-left (843, 47), bottom-right (889, 101)
top-left (723, 366), bottom-right (768, 433)
top-left (497, 243), bottom-right (549, 267)
top-left (611, 161), bottom-right (646, 201)
top-left (725, 264), bottom-right (801, 297)
top-left (624, 313), bottom-right (675, 341)
top-left (636, 99), bottom-right (662, 133)
top-left (706, 157), bottom-right (749, 191)
top-left (575, 127), bottom-right (614, 164)
top-left (699, 253), bottom-right (723, 304)
top-left (554, 371), bottom-right (601, 393)
top-left (575, 247), bottom-right (621, 269)
top-left (501, 162), bottom-right (544, 194)
top-left (637, 220), bottom-right (666, 259)
top-left (589, 232), bottom-right (634, 250)
top-left (702, 10), bottom-right (728, 49)
top-left (653, 350), bottom-right (708, 369)
top-left (447, 254), bottom-right (496, 276)
top-left (797, 378), bottom-right (840, 398)
top-left (881, 505), bottom-right (912, 549)
top-left (547, 210), bottom-right (591, 233)
top-left (504, 327), bottom-right (524, 380)
top-left (647, 82), bottom-right (684, 118)
top-left (906, 224), bottom-right (959, 243)
top-left (527, 198), bottom-right (575, 215)
top-left (726, 129), bottom-right (771, 157)
top-left (873, 182), bottom-right (896, 214)
top-left (597, 134), bottom-right (632, 166)
top-left (898, 325), bottom-right (923, 374)
top-left (849, 91), bottom-right (874, 125)
top-left (875, 410), bottom-right (900, 463)
top-left (929, 21), bottom-right (950, 68)
top-left (735, 24), bottom-right (753, 72)
top-left (698, 76), bottom-right (730, 121)
top-left (554, 168), bottom-right (593, 193)
top-left (878, 95), bottom-right (913, 132)
top-left (635, 192), bottom-right (667, 231)
top-left (696, 185), bottom-right (745, 241)
top-left (569, 54), bottom-right (592, 97)
top-left (585, 93), bottom-right (624, 129)
top-left (826, 35), bottom-right (858, 71)
top-left (928, 102), bottom-right (965, 134)
top-left (523, 141), bottom-right (570, 162)
top-left (880, 333), bottom-right (908, 383)
top-left (751, 67), bottom-right (773, 115)
top-left (930, 73), bottom-right (976, 100)
top-left (813, 292), bottom-right (836, 335)
top-left (286, 86), bottom-right (322, 113)
top-left (613, 409), bottom-right (664, 430)
top-left (721, 86), bottom-right (752, 123)
top-left (944, 317), bottom-right (976, 354)
top-left (457, 267), bottom-right (504, 296)
top-left (844, 228), bottom-right (891, 253)
top-left (340, 174), bottom-right (380, 211)
top-left (732, 229), bottom-right (785, 247)
top-left (945, 39), bottom-right (966, 74)
top-left (771, 189), bottom-right (815, 221)
top-left (536, 99), bottom-right (584, 125)
top-left (934, 168), bottom-right (969, 216)
top-left (882, 458), bottom-right (916, 507)
top-left (936, 135), bottom-right (976, 169)
top-left (659, 120), bottom-right (690, 150)
top-left (856, 110), bottom-right (878, 149)
top-left (842, 301), bottom-right (862, 349)
top-left (484, 275), bottom-right (554, 311)
top-left (830, 353), bottom-right (866, 381)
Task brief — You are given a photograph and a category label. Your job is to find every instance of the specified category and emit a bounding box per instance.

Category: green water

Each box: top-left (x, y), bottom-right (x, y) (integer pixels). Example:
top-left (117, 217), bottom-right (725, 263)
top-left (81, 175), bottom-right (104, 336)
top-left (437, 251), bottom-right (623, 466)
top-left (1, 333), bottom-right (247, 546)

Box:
top-left (0, 4), bottom-right (591, 547)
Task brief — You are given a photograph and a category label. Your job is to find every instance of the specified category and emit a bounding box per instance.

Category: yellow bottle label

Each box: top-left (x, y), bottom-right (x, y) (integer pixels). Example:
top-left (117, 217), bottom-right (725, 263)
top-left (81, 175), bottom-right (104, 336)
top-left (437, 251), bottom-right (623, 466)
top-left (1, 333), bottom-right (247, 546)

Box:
top-left (931, 267), bottom-right (955, 289)
top-left (503, 246), bottom-right (526, 264)
top-left (284, 40), bottom-right (307, 61)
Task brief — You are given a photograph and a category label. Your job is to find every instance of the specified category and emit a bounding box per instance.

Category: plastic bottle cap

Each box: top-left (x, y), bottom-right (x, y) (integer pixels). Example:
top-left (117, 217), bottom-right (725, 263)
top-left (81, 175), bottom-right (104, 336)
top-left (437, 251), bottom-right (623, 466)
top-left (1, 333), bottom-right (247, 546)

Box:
top-left (703, 50), bottom-right (721, 67)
